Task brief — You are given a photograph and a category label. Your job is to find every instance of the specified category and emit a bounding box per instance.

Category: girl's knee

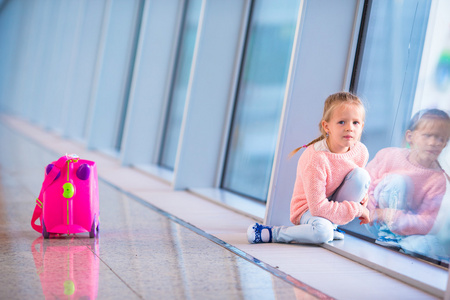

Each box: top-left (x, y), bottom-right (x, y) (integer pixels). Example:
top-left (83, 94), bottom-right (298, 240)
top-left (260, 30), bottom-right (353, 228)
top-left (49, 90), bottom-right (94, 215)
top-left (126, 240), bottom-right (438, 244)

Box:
top-left (382, 174), bottom-right (411, 190)
top-left (311, 219), bottom-right (334, 243)
top-left (332, 167), bottom-right (371, 203)
top-left (375, 174), bottom-right (412, 209)
top-left (347, 167), bottom-right (371, 188)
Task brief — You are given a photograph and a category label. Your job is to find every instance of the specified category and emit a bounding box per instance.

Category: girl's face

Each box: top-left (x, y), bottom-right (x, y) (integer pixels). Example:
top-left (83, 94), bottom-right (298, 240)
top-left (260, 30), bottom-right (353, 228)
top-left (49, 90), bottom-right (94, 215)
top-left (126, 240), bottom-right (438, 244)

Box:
top-left (406, 120), bottom-right (449, 168)
top-left (322, 104), bottom-right (365, 153)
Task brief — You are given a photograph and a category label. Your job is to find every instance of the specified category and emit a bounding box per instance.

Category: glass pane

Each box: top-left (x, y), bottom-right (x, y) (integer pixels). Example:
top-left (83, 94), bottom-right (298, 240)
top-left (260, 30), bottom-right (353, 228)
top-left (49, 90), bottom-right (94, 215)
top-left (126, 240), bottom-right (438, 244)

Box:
top-left (222, 0), bottom-right (300, 201)
top-left (346, 0), bottom-right (450, 267)
top-left (159, 0), bottom-right (202, 170)
top-left (354, 0), bottom-right (431, 154)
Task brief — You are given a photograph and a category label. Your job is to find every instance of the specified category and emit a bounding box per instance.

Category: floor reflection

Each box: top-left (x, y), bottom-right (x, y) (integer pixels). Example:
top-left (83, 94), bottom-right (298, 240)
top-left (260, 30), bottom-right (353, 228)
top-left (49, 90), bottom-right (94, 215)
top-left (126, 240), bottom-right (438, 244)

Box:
top-left (31, 237), bottom-right (99, 299)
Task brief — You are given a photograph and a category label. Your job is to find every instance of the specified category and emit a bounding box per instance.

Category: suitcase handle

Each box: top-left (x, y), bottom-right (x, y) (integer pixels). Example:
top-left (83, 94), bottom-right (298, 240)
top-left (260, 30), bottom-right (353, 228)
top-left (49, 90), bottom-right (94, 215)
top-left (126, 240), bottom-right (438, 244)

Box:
top-left (31, 156), bottom-right (72, 233)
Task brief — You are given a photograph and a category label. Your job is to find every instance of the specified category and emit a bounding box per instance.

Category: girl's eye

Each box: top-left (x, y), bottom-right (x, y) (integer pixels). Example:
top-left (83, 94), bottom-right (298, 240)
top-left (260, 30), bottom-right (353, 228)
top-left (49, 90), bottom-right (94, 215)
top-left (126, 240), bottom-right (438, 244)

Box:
top-left (338, 121), bottom-right (345, 125)
top-left (353, 121), bottom-right (360, 125)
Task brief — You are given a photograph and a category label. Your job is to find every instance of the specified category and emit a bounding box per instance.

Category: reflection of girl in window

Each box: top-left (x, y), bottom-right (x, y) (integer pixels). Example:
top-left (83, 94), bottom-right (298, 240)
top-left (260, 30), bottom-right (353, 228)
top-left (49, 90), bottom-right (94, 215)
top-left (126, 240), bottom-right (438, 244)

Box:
top-left (366, 109), bottom-right (450, 250)
top-left (247, 92), bottom-right (371, 244)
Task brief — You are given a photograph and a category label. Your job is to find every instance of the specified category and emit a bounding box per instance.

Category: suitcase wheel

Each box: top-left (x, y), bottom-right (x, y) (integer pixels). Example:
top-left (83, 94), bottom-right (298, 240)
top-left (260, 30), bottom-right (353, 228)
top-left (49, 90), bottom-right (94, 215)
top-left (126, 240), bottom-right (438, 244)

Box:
top-left (42, 220), bottom-right (49, 239)
top-left (89, 215), bottom-right (98, 238)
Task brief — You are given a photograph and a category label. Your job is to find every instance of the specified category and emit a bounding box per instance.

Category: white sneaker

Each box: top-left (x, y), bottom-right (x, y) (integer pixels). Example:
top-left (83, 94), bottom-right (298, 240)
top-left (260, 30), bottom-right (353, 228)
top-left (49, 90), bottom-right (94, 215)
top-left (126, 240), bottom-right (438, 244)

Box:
top-left (333, 229), bottom-right (345, 240)
top-left (376, 236), bottom-right (400, 248)
top-left (247, 223), bottom-right (273, 244)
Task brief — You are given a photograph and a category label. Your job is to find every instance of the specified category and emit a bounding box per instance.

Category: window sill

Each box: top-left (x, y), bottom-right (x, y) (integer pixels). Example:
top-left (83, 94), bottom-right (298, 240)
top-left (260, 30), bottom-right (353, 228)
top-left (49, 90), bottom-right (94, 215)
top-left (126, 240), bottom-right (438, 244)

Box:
top-left (188, 188), bottom-right (266, 222)
top-left (133, 163), bottom-right (174, 184)
top-left (131, 165), bottom-right (265, 221)
top-left (324, 235), bottom-right (448, 298)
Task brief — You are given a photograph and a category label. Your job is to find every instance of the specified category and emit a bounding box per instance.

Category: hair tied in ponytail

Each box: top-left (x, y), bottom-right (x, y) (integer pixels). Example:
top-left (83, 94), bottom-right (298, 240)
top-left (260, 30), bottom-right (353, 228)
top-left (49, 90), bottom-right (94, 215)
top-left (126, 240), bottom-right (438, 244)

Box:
top-left (288, 145), bottom-right (307, 159)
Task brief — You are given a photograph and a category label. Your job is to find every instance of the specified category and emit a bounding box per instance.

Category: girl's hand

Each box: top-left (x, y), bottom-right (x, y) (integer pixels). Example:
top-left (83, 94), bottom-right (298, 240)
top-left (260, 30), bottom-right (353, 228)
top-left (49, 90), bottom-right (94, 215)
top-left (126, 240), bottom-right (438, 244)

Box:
top-left (374, 208), bottom-right (396, 227)
top-left (374, 209), bottom-right (384, 223)
top-left (370, 208), bottom-right (388, 224)
top-left (359, 206), bottom-right (370, 225)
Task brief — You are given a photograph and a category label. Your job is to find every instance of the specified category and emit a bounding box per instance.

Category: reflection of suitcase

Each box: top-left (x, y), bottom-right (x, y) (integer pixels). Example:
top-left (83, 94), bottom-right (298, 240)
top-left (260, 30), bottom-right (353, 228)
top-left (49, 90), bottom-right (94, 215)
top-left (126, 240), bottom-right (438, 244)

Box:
top-left (31, 237), bottom-right (99, 299)
top-left (31, 154), bottom-right (99, 238)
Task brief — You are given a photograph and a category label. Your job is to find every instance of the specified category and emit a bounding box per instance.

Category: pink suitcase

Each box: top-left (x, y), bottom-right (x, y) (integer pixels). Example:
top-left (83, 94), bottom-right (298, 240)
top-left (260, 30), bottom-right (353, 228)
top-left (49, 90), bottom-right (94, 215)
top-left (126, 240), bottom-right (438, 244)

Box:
top-left (31, 237), bottom-right (99, 299)
top-left (31, 154), bottom-right (99, 238)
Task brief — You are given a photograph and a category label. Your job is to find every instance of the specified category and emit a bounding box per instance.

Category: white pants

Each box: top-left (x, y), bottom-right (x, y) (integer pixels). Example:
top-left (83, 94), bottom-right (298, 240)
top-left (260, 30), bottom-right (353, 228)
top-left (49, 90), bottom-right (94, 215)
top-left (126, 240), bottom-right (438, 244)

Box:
top-left (272, 167), bottom-right (371, 244)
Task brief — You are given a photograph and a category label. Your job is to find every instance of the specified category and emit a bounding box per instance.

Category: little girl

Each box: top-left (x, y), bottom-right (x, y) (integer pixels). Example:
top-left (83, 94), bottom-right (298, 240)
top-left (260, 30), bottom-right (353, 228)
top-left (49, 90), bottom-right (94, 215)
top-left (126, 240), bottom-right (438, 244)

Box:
top-left (247, 92), bottom-right (371, 244)
top-left (366, 109), bottom-right (450, 251)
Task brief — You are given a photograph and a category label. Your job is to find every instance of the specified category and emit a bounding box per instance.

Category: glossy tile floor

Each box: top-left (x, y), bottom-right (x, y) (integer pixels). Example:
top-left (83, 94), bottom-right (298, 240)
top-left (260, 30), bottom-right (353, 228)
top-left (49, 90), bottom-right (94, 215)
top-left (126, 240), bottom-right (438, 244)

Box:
top-left (0, 116), bottom-right (441, 300)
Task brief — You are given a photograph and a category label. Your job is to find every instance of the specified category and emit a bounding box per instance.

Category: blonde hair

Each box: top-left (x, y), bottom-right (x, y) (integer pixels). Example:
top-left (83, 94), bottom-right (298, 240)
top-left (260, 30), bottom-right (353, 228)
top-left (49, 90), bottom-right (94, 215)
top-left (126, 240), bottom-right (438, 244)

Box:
top-left (407, 108), bottom-right (450, 131)
top-left (289, 92), bottom-right (365, 158)
top-left (406, 108), bottom-right (450, 145)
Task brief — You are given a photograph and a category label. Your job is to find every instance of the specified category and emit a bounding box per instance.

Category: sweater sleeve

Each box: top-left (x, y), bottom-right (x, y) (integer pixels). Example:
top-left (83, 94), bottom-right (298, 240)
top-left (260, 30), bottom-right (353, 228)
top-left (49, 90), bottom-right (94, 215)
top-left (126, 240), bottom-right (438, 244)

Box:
top-left (300, 154), bottom-right (364, 225)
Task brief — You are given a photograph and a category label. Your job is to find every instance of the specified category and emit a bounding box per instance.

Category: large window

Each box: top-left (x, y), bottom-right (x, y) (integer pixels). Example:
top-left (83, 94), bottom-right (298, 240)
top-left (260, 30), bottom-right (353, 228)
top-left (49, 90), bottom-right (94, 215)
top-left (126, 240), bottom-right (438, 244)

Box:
top-left (221, 0), bottom-right (300, 202)
top-left (346, 0), bottom-right (450, 267)
top-left (159, 0), bottom-right (202, 170)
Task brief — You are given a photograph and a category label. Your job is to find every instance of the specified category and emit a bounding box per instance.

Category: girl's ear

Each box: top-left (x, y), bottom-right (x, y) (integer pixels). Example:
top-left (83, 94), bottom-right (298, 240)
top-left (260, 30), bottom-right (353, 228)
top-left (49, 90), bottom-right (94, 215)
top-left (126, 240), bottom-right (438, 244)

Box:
top-left (322, 120), bottom-right (329, 133)
top-left (359, 122), bottom-right (365, 139)
top-left (405, 130), bottom-right (413, 144)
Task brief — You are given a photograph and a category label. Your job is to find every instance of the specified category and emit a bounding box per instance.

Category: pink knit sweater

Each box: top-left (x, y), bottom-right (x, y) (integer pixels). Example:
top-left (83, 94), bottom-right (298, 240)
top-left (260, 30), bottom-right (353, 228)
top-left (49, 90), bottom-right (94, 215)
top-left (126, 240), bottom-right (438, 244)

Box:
top-left (290, 141), bottom-right (369, 225)
top-left (366, 147), bottom-right (446, 235)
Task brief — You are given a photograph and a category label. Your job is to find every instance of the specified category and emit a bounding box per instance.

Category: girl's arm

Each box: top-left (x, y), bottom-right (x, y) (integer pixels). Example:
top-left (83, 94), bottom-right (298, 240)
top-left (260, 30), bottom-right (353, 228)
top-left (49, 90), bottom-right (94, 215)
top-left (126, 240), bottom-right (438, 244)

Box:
top-left (300, 159), bottom-right (364, 225)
